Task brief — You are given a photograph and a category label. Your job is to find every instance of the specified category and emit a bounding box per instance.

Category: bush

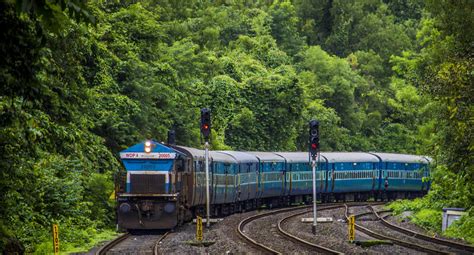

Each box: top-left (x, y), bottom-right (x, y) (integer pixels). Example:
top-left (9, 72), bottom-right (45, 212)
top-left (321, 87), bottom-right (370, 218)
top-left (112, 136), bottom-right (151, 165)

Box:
top-left (33, 222), bottom-right (118, 254)
top-left (386, 198), bottom-right (427, 214)
top-left (388, 199), bottom-right (442, 233)
top-left (410, 209), bottom-right (442, 233)
top-left (388, 199), bottom-right (473, 244)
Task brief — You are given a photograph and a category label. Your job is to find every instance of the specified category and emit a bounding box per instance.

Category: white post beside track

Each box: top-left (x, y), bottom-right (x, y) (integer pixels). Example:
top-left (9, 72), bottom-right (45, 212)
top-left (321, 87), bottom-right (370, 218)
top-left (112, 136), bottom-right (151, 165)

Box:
top-left (205, 141), bottom-right (211, 228)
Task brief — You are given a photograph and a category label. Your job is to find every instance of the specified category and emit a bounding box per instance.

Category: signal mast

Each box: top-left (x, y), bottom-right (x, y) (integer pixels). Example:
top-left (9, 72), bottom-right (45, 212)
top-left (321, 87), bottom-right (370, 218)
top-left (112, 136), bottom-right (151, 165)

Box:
top-left (309, 120), bottom-right (320, 234)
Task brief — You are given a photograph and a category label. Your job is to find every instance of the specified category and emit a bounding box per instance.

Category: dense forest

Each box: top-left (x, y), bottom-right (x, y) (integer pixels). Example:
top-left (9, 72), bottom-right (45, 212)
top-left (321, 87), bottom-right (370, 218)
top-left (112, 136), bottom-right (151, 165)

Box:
top-left (0, 0), bottom-right (472, 252)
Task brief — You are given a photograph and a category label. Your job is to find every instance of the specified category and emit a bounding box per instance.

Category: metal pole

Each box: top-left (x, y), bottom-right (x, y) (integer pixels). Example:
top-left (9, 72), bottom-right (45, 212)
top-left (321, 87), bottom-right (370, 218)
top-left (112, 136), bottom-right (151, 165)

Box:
top-left (312, 158), bottom-right (317, 234)
top-left (205, 141), bottom-right (211, 227)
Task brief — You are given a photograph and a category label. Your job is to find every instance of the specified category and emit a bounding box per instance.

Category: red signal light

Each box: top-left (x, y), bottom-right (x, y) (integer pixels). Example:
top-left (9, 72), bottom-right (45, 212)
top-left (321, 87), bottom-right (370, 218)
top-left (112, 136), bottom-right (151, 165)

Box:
top-left (311, 143), bottom-right (317, 149)
top-left (203, 124), bottom-right (209, 130)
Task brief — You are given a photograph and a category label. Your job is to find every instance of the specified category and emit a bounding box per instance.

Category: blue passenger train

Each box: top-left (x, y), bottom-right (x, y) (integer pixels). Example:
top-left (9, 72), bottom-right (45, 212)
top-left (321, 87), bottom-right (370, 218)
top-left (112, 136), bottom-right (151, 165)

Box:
top-left (116, 140), bottom-right (431, 229)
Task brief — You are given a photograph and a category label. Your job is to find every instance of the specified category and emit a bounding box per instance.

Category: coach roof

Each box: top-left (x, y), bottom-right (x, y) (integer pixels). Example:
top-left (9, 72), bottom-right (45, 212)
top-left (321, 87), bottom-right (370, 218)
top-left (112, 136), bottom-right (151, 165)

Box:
top-left (274, 152), bottom-right (329, 163)
top-left (370, 152), bottom-right (429, 164)
top-left (173, 146), bottom-right (205, 160)
top-left (218, 151), bottom-right (258, 163)
top-left (245, 151), bottom-right (285, 162)
top-left (321, 152), bottom-right (379, 163)
top-left (210, 151), bottom-right (237, 163)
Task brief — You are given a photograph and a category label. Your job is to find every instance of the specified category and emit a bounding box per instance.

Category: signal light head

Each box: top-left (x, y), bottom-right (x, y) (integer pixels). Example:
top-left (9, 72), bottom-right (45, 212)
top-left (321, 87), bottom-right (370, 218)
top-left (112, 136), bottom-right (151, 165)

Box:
top-left (309, 119), bottom-right (320, 159)
top-left (200, 108), bottom-right (211, 141)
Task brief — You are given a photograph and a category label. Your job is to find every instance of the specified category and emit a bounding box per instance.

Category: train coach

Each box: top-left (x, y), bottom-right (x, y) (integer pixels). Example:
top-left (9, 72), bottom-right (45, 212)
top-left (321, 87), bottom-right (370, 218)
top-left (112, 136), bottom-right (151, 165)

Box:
top-left (116, 140), bottom-right (431, 230)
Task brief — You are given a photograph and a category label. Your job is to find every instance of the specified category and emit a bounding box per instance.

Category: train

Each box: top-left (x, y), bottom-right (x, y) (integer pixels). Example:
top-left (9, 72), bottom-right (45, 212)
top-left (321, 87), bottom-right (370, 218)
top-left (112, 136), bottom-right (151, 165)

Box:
top-left (116, 140), bottom-right (431, 230)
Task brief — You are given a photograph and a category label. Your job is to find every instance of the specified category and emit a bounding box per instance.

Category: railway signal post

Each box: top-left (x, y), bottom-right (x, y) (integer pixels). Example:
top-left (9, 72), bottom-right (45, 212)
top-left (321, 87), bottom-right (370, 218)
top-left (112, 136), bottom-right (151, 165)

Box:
top-left (309, 120), bottom-right (320, 235)
top-left (201, 108), bottom-right (212, 227)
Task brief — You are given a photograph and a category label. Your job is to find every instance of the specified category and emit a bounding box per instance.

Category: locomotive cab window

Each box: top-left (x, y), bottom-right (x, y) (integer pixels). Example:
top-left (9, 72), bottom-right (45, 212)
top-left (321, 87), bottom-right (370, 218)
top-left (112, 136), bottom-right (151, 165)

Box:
top-left (175, 158), bottom-right (185, 172)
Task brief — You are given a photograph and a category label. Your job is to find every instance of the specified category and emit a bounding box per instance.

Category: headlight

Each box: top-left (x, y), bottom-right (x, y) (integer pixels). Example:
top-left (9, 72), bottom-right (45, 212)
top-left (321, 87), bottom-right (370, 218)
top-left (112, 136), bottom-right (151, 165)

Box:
top-left (164, 203), bottom-right (175, 213)
top-left (145, 140), bottom-right (152, 153)
top-left (119, 203), bottom-right (131, 213)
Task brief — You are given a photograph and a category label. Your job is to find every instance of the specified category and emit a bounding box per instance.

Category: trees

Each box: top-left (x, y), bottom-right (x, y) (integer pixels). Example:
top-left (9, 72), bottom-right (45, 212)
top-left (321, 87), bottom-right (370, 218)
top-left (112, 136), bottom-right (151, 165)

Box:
top-left (2, 0), bottom-right (472, 251)
top-left (414, 0), bottom-right (474, 208)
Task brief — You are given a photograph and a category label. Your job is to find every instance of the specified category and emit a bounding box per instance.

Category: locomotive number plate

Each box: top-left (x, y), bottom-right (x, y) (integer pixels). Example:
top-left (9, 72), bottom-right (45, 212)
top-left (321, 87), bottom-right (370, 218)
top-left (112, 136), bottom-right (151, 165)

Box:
top-left (120, 152), bottom-right (176, 159)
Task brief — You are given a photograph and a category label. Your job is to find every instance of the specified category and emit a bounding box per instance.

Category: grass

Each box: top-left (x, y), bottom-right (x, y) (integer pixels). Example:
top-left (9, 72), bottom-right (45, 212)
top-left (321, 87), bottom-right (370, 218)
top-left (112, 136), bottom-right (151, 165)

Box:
top-left (33, 228), bottom-right (119, 254)
top-left (387, 199), bottom-right (474, 244)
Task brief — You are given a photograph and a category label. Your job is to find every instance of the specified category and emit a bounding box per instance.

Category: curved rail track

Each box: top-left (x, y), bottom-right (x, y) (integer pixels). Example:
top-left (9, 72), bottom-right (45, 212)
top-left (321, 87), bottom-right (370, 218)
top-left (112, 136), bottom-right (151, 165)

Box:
top-left (369, 205), bottom-right (474, 253)
top-left (95, 231), bottom-right (169, 255)
top-left (95, 233), bottom-right (130, 255)
top-left (277, 205), bottom-right (343, 254)
top-left (345, 204), bottom-right (469, 255)
top-left (237, 202), bottom-right (383, 254)
top-left (237, 205), bottom-right (308, 254)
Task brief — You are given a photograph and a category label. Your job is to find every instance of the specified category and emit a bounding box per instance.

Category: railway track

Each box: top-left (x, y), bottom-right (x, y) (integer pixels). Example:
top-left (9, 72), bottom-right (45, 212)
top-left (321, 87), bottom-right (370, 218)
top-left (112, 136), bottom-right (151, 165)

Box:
top-left (95, 231), bottom-right (169, 255)
top-left (237, 205), bottom-right (308, 254)
top-left (277, 205), bottom-right (343, 254)
top-left (369, 205), bottom-right (474, 253)
top-left (237, 202), bottom-right (383, 254)
top-left (346, 204), bottom-right (471, 254)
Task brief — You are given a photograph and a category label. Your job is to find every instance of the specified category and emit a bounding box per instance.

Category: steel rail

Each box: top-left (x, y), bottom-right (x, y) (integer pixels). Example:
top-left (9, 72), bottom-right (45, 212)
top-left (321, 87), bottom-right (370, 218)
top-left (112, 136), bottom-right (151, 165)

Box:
top-left (95, 233), bottom-right (131, 255)
top-left (370, 206), bottom-right (474, 253)
top-left (344, 204), bottom-right (449, 255)
top-left (353, 209), bottom-right (392, 219)
top-left (153, 231), bottom-right (170, 255)
top-left (277, 205), bottom-right (344, 254)
top-left (237, 205), bottom-right (308, 254)
top-left (237, 202), bottom-right (383, 254)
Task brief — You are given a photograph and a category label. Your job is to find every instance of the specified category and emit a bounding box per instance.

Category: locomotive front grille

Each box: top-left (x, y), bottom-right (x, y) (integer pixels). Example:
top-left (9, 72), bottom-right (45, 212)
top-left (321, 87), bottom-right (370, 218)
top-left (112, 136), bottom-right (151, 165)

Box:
top-left (130, 174), bottom-right (166, 194)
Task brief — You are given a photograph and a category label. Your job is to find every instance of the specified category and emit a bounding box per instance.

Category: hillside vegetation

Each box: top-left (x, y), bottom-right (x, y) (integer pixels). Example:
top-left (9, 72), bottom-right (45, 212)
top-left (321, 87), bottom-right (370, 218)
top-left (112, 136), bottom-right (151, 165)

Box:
top-left (0, 0), bottom-right (472, 252)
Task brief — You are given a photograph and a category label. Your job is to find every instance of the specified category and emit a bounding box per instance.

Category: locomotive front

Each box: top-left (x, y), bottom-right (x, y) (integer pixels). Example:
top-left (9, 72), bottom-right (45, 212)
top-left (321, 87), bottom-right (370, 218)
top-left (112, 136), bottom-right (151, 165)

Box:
top-left (116, 140), bottom-right (185, 229)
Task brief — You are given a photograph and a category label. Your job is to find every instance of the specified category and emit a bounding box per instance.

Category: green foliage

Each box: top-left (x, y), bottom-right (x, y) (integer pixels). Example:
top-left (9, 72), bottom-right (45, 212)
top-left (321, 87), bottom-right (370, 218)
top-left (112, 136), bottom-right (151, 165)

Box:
top-left (388, 199), bottom-right (474, 244)
top-left (410, 209), bottom-right (443, 233)
top-left (1, 0), bottom-right (472, 252)
top-left (400, 0), bottom-right (474, 209)
top-left (33, 226), bottom-right (118, 254)
top-left (387, 199), bottom-right (442, 232)
top-left (387, 198), bottom-right (428, 214)
top-left (14, 0), bottom-right (95, 32)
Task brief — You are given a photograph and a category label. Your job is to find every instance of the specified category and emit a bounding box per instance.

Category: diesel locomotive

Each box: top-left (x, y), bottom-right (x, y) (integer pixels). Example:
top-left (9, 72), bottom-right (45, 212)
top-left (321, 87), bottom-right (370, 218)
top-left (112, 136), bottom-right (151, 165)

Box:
top-left (116, 140), bottom-right (431, 230)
